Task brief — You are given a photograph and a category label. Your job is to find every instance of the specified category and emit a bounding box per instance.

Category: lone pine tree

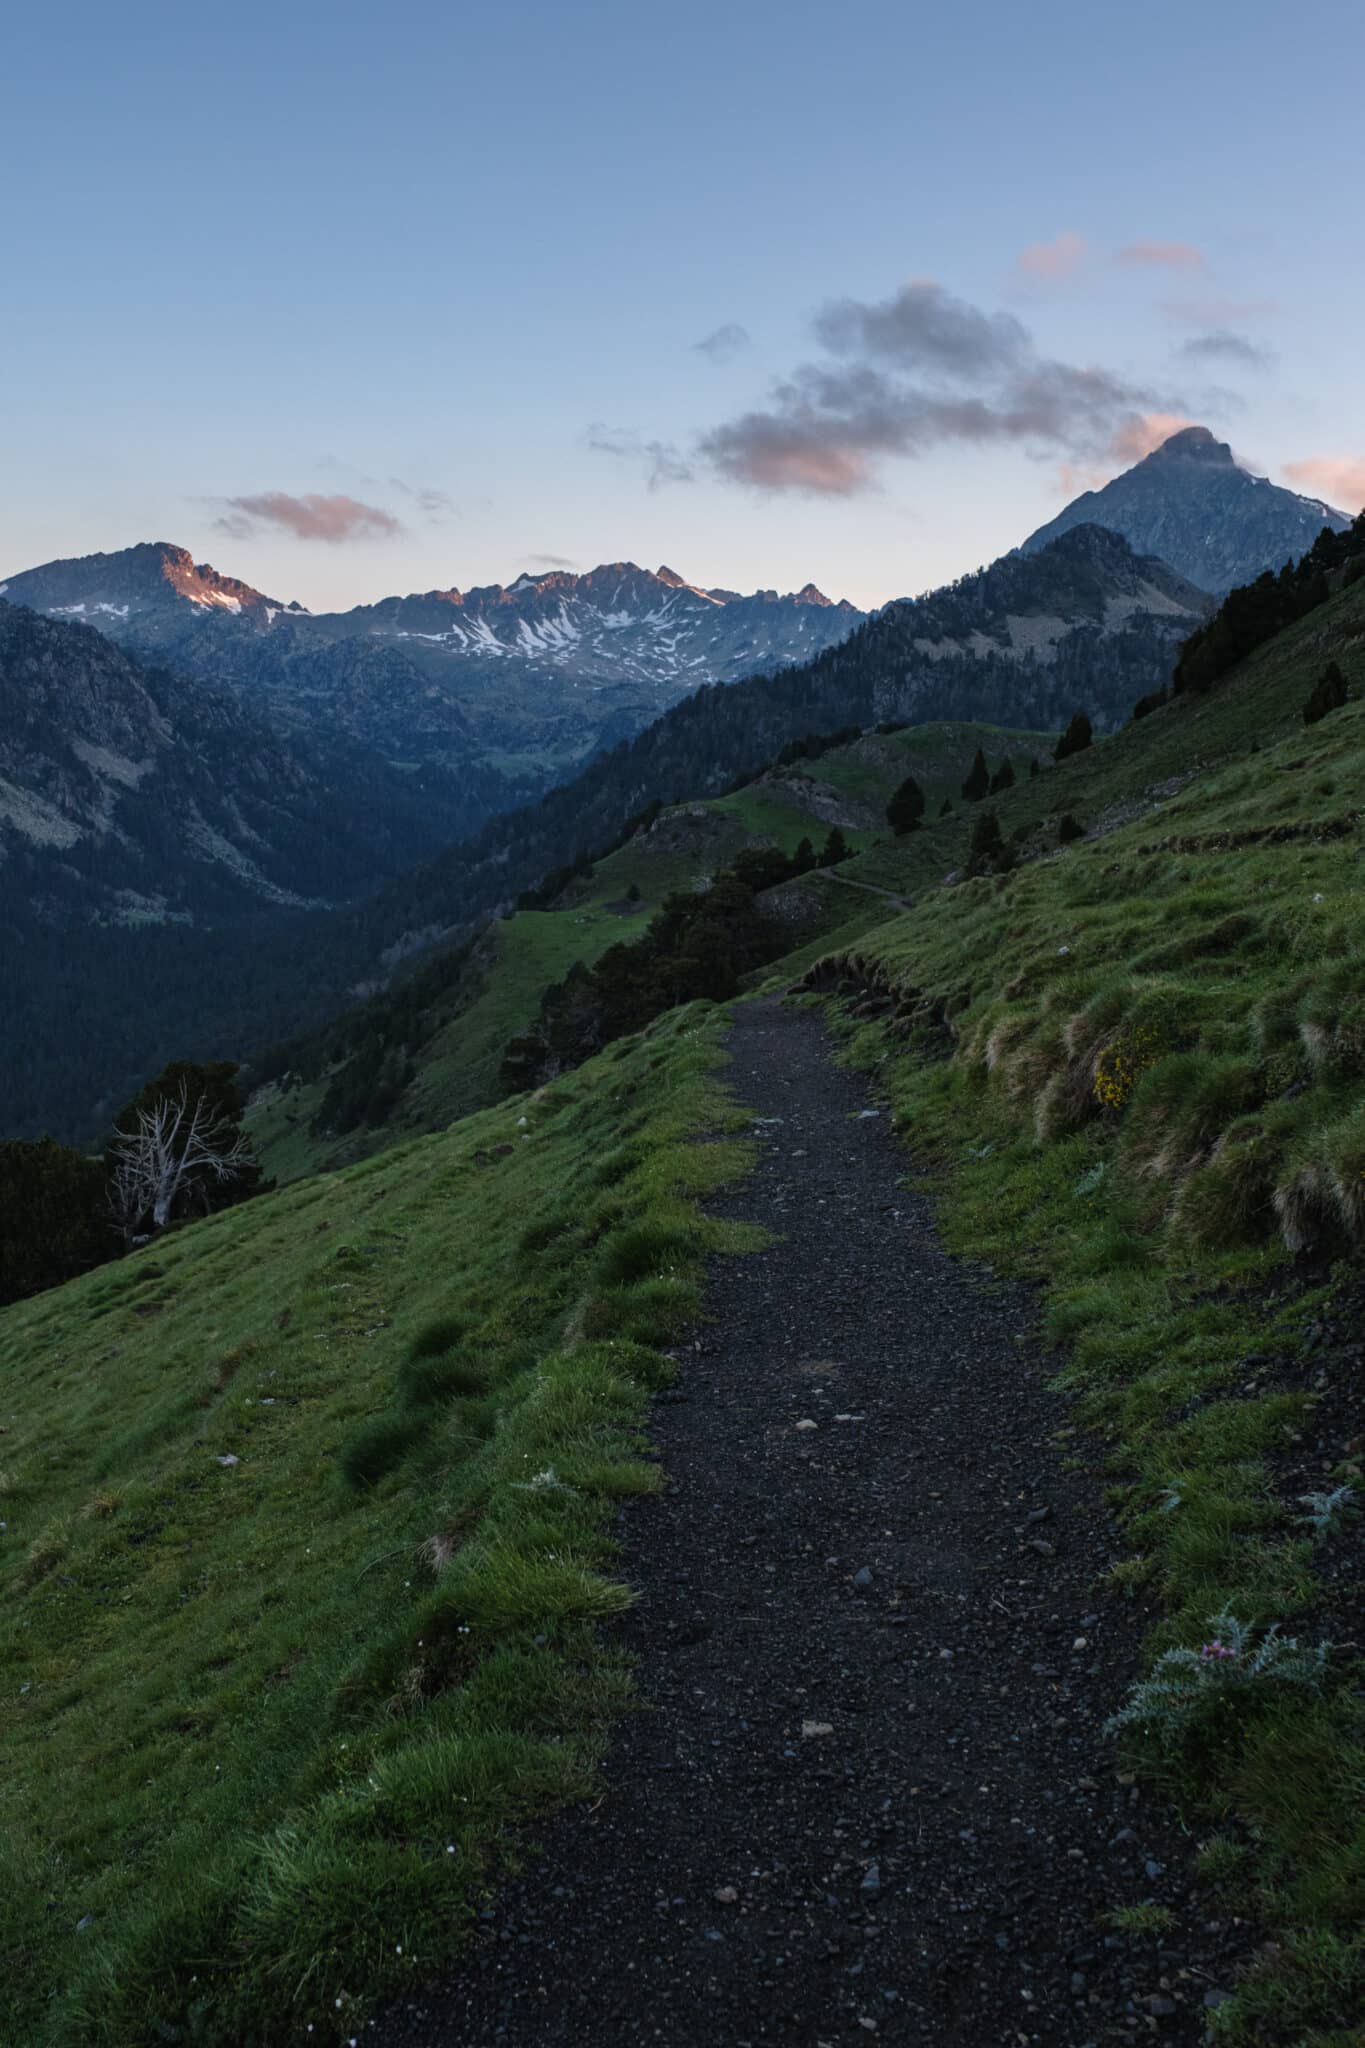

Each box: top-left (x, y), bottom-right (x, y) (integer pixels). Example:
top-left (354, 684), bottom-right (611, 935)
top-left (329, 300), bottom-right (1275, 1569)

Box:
top-left (886, 775), bottom-right (926, 834)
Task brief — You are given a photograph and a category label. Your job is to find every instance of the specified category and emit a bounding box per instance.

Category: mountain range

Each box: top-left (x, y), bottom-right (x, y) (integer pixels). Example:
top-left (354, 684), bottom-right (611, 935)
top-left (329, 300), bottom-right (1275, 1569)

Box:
top-left (1022, 425), bottom-right (1348, 591)
top-left (0, 547), bottom-right (864, 787)
top-left (1, 423), bottom-right (1351, 1143)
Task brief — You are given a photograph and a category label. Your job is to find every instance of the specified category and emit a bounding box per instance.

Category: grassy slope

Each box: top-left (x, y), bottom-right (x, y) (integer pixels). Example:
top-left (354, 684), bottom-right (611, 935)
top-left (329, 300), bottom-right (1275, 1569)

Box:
top-left (249, 720), bottom-right (1037, 1187)
top-left (804, 583), bottom-right (1365, 2043)
top-left (7, 584), bottom-right (1365, 2044)
top-left (0, 1008), bottom-right (755, 2048)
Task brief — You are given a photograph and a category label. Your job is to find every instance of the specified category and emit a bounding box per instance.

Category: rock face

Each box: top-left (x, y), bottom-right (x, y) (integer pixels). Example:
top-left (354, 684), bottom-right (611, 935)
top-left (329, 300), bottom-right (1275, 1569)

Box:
top-left (0, 547), bottom-right (865, 785)
top-left (0, 601), bottom-right (490, 925)
top-left (1021, 426), bottom-right (1349, 593)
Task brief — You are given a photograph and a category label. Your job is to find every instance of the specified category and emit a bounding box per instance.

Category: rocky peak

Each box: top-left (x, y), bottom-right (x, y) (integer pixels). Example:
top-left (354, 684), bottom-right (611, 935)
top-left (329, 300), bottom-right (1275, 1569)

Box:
top-left (1145, 425), bottom-right (1235, 467)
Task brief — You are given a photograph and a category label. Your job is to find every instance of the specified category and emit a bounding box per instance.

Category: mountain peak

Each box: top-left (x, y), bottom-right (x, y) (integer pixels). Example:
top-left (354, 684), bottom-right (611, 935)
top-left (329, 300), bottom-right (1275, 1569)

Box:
top-left (1021, 424), bottom-right (1349, 592)
top-left (654, 564), bottom-right (688, 588)
top-left (1147, 424), bottom-right (1234, 466)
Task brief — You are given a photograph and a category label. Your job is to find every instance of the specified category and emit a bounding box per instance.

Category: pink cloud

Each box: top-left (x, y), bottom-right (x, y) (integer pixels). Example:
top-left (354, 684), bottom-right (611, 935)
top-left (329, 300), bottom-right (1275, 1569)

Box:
top-left (1109, 411), bottom-right (1198, 465)
top-left (1283, 455), bottom-right (1365, 513)
top-left (214, 491), bottom-right (402, 543)
top-left (1016, 232), bottom-right (1088, 281)
top-left (1119, 239), bottom-right (1206, 271)
top-left (1053, 411), bottom-right (1198, 498)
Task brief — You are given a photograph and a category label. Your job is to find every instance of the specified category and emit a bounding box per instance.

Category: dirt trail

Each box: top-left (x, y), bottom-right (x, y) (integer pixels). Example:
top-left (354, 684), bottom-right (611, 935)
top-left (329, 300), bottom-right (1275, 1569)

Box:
top-left (378, 998), bottom-right (1238, 2045)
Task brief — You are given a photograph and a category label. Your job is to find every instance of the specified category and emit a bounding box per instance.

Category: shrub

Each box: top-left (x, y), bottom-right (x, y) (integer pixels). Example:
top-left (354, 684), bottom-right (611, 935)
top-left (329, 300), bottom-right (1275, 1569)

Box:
top-left (1131, 686), bottom-right (1170, 722)
top-left (1302, 660), bottom-right (1348, 726)
top-left (966, 811), bottom-right (1004, 875)
top-left (1094, 1026), bottom-right (1171, 1113)
top-left (1105, 1610), bottom-right (1329, 1751)
top-left (1057, 812), bottom-right (1084, 845)
top-left (1054, 710), bottom-right (1093, 760)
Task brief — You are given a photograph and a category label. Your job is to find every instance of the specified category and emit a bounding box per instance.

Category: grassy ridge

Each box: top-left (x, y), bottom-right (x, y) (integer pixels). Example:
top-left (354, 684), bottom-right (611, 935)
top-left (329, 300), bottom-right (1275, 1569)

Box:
top-left (805, 599), bottom-right (1365, 2040)
top-left (249, 721), bottom-right (1046, 1189)
top-left (0, 1007), bottom-right (754, 2046)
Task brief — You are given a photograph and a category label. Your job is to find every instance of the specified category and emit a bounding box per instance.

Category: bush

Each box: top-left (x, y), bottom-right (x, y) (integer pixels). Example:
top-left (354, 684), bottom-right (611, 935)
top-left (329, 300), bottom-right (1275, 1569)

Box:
top-left (967, 811), bottom-right (1004, 874)
top-left (0, 1138), bottom-right (111, 1306)
top-left (1057, 812), bottom-right (1084, 845)
top-left (1302, 660), bottom-right (1348, 726)
top-left (1054, 710), bottom-right (1093, 760)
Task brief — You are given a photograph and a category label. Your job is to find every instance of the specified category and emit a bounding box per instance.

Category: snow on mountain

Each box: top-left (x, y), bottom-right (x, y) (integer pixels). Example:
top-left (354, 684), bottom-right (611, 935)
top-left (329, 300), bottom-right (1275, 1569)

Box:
top-left (0, 548), bottom-right (866, 784)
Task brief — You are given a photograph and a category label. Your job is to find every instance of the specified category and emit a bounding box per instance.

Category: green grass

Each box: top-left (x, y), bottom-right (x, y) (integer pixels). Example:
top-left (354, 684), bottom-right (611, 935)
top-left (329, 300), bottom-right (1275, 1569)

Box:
top-left (806, 589), bottom-right (1365, 2042)
top-left (0, 1004), bottom-right (755, 2047)
top-left (250, 901), bottom-right (653, 1183)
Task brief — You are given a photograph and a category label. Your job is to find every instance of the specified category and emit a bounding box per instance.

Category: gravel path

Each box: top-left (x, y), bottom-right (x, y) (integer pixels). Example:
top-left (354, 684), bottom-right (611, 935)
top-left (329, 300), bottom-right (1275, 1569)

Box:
top-left (377, 998), bottom-right (1240, 2045)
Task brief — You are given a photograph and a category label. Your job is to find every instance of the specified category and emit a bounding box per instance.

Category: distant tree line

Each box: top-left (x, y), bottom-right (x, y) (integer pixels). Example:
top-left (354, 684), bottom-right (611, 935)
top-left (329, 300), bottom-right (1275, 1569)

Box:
top-left (501, 831), bottom-right (851, 1092)
top-left (1164, 512), bottom-right (1365, 701)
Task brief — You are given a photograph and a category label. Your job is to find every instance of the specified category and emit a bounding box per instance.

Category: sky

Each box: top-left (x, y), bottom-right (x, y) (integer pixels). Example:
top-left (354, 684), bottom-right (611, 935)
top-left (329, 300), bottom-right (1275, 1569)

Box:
top-left (3, 0), bottom-right (1364, 613)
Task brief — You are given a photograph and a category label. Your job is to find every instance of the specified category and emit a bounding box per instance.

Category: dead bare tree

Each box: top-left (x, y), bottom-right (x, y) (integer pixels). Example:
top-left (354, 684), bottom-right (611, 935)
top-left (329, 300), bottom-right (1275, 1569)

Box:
top-left (109, 1083), bottom-right (255, 1240)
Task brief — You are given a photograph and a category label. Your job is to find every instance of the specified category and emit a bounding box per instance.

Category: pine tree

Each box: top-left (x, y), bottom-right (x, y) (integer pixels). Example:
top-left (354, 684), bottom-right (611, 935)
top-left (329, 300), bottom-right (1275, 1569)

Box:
top-left (961, 747), bottom-right (990, 801)
top-left (885, 775), bottom-right (925, 835)
top-left (1028, 756), bottom-right (1041, 778)
top-left (819, 826), bottom-right (851, 867)
top-left (1057, 812), bottom-right (1085, 844)
top-left (939, 797), bottom-right (954, 817)
top-left (989, 757), bottom-right (1015, 794)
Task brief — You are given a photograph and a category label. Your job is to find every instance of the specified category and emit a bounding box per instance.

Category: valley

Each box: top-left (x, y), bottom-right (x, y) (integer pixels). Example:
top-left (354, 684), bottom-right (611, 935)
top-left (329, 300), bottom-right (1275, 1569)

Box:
top-left (3, 503), bottom-right (1364, 2043)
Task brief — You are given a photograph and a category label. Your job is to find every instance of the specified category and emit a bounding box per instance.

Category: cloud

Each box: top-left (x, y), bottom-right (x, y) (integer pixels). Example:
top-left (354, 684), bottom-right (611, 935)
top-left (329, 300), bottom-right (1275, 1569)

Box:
top-left (1118, 239), bottom-right (1206, 271)
top-left (1177, 330), bottom-right (1272, 368)
top-left (389, 478), bottom-right (457, 520)
top-left (587, 424), bottom-right (693, 489)
top-left (813, 280), bottom-right (1028, 378)
top-left (1015, 232), bottom-right (1088, 281)
top-left (696, 281), bottom-right (1189, 496)
top-left (1282, 455), bottom-right (1365, 513)
top-left (526, 552), bottom-right (577, 569)
top-left (213, 491), bottom-right (402, 543)
top-left (1107, 411), bottom-right (1198, 464)
top-left (693, 322), bottom-right (751, 363)
top-left (1161, 295), bottom-right (1278, 326)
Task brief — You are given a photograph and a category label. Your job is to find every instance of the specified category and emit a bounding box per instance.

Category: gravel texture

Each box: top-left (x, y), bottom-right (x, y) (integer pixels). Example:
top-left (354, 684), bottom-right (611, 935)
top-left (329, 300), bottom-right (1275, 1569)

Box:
top-left (376, 998), bottom-right (1246, 2045)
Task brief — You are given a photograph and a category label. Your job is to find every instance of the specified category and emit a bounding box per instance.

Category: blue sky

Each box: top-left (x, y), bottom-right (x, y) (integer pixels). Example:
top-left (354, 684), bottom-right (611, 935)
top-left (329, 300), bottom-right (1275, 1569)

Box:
top-left (4, 0), bottom-right (1363, 612)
